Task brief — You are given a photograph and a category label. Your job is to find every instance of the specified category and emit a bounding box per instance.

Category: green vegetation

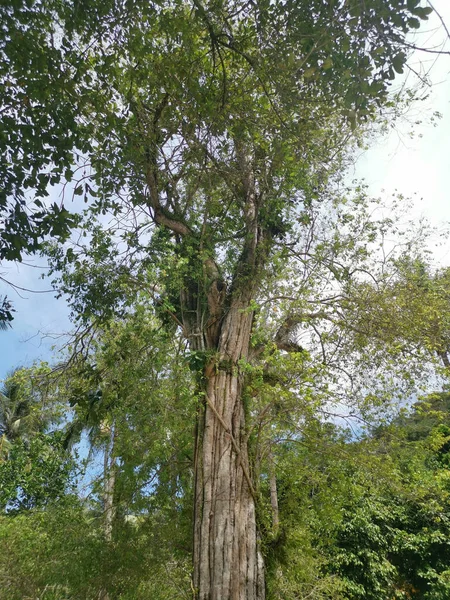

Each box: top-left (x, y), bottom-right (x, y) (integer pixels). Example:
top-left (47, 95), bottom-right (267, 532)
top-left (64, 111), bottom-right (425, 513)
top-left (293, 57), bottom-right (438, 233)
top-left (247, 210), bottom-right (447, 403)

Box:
top-left (3, 359), bottom-right (450, 599)
top-left (1, 0), bottom-right (450, 598)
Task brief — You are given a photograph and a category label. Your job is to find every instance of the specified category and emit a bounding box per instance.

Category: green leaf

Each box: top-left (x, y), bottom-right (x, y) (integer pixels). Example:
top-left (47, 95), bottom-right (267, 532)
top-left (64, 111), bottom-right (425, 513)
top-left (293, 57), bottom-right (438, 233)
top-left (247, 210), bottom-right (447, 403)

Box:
top-left (412, 6), bottom-right (433, 20)
top-left (392, 52), bottom-right (406, 74)
top-left (407, 17), bottom-right (421, 28)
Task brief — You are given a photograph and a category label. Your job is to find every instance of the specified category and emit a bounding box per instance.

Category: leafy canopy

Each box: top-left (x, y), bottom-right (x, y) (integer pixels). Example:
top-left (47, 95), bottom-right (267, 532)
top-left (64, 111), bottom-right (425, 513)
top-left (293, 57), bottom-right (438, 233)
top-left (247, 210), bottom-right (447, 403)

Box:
top-left (0, 0), bottom-right (433, 265)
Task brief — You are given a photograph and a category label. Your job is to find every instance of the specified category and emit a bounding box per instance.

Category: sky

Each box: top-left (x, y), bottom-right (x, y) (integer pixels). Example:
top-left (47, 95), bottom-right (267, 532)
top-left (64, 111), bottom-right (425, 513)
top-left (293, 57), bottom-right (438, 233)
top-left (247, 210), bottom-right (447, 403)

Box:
top-left (356, 1), bottom-right (450, 241)
top-left (1, 2), bottom-right (450, 380)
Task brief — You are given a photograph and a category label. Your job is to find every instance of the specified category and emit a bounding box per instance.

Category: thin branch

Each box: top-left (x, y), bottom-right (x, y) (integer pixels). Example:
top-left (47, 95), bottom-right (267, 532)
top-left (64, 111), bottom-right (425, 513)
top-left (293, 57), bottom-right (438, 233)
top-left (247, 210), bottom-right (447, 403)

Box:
top-left (403, 41), bottom-right (450, 55)
top-left (426, 1), bottom-right (450, 43)
top-left (0, 276), bottom-right (54, 295)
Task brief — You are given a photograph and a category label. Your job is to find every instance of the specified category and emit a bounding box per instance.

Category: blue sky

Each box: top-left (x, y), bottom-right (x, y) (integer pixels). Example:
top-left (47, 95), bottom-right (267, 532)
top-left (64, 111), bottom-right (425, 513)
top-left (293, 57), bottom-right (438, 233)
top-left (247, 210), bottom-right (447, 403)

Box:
top-left (1, 1), bottom-right (450, 380)
top-left (0, 259), bottom-right (71, 376)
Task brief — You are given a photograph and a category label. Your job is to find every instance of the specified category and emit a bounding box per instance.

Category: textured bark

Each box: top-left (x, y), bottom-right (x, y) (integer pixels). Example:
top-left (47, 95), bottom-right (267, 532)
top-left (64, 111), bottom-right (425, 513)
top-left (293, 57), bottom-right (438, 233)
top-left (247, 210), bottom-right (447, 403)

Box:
top-left (193, 301), bottom-right (265, 600)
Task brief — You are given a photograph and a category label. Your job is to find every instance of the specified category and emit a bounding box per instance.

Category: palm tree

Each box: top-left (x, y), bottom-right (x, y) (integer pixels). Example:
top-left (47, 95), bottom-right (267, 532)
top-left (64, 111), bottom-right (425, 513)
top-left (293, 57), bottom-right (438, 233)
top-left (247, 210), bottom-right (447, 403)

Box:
top-left (0, 375), bottom-right (30, 440)
top-left (63, 387), bottom-right (117, 600)
top-left (0, 369), bottom-right (48, 459)
top-left (63, 387), bottom-right (118, 533)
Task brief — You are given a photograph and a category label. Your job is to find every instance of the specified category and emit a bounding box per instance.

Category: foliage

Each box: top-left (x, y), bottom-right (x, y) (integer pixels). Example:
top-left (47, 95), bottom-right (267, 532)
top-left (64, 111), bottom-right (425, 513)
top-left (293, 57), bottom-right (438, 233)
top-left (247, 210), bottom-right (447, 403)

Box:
top-left (0, 366), bottom-right (77, 513)
top-left (0, 499), bottom-right (192, 600)
top-left (344, 260), bottom-right (450, 369)
top-left (263, 400), bottom-right (450, 600)
top-left (0, 296), bottom-right (14, 330)
top-left (0, 365), bottom-right (55, 448)
top-left (1, 0), bottom-right (433, 266)
top-left (0, 0), bottom-right (446, 598)
top-left (0, 501), bottom-right (102, 600)
top-left (2, 354), bottom-right (450, 598)
top-left (0, 431), bottom-right (78, 512)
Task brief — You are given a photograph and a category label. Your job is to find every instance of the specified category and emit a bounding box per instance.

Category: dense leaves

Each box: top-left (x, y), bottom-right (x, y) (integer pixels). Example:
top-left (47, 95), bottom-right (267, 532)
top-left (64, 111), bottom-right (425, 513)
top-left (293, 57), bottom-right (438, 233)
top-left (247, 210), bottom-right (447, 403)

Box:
top-left (0, 431), bottom-right (77, 512)
top-left (0, 0), bottom-right (433, 263)
top-left (3, 367), bottom-right (450, 599)
top-left (261, 397), bottom-right (450, 600)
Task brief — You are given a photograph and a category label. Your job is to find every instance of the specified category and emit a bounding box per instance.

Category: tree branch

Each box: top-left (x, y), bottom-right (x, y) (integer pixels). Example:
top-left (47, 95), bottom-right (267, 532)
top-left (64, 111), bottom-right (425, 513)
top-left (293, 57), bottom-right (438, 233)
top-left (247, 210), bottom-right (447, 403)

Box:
top-left (133, 96), bottom-right (192, 237)
top-left (274, 311), bottom-right (331, 352)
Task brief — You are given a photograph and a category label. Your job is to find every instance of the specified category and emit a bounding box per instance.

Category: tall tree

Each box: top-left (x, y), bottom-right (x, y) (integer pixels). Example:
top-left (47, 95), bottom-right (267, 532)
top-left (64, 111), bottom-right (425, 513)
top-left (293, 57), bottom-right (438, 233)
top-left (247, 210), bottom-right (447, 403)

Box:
top-left (0, 367), bottom-right (76, 512)
top-left (0, 367), bottom-right (52, 455)
top-left (1, 1), bottom-right (437, 597)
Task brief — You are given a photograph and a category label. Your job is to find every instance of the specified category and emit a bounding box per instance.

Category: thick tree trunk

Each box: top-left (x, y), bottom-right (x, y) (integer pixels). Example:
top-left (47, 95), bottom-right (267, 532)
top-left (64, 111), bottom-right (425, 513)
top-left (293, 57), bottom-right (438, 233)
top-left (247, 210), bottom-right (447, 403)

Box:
top-left (193, 303), bottom-right (265, 600)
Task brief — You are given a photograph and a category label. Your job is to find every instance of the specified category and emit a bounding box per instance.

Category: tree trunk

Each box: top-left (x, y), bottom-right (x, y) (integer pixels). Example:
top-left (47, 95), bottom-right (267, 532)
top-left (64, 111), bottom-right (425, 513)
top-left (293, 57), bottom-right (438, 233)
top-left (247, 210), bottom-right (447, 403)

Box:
top-left (99, 424), bottom-right (116, 600)
top-left (193, 302), bottom-right (265, 600)
top-left (104, 423), bottom-right (117, 542)
top-left (269, 453), bottom-right (279, 536)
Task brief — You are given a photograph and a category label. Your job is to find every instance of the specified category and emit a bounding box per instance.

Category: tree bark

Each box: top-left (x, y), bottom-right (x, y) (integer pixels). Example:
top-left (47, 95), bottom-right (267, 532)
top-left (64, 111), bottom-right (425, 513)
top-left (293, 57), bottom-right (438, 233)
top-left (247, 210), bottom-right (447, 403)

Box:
top-left (104, 423), bottom-right (117, 543)
top-left (98, 424), bottom-right (116, 600)
top-left (193, 301), bottom-right (265, 600)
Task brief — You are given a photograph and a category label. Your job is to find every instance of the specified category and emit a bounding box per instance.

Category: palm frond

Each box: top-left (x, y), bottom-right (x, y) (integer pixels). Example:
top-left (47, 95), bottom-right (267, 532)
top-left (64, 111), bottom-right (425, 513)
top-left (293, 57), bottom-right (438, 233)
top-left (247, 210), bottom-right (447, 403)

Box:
top-left (0, 296), bottom-right (14, 330)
